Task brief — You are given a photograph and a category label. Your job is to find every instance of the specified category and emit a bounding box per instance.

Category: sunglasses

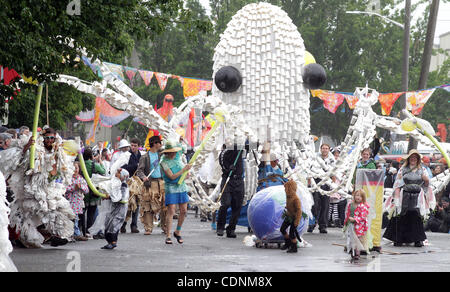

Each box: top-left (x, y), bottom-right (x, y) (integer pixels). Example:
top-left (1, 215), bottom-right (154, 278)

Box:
top-left (44, 136), bottom-right (56, 140)
top-left (165, 99), bottom-right (174, 103)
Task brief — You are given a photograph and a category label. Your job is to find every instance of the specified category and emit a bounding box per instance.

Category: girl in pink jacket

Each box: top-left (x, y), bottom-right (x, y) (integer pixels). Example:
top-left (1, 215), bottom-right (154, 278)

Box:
top-left (344, 189), bottom-right (370, 260)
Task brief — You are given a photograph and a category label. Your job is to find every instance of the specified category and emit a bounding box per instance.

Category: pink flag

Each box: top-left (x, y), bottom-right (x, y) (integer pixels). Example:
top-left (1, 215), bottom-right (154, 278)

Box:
top-left (406, 89), bottom-right (436, 115)
top-left (311, 89), bottom-right (344, 113)
top-left (139, 70), bottom-right (154, 86)
top-left (155, 73), bottom-right (170, 91)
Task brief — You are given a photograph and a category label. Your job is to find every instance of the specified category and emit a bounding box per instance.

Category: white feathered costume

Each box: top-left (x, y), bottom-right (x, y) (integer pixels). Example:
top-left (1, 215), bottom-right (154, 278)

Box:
top-left (0, 134), bottom-right (76, 248)
top-left (0, 170), bottom-right (17, 271)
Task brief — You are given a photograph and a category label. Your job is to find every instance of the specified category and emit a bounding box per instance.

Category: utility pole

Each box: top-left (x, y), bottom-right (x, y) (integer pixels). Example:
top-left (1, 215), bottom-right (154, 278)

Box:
top-left (407, 0), bottom-right (440, 152)
top-left (400, 0), bottom-right (411, 110)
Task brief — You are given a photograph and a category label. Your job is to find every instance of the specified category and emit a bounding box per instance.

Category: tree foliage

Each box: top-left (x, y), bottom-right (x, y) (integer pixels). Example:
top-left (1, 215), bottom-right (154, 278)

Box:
top-left (0, 0), bottom-right (212, 130)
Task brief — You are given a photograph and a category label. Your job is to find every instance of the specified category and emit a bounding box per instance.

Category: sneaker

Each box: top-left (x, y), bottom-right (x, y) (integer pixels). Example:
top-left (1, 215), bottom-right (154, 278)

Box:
top-left (414, 241), bottom-right (424, 247)
top-left (319, 229), bottom-right (328, 234)
top-left (101, 243), bottom-right (116, 250)
top-left (93, 233), bottom-right (105, 240)
top-left (217, 229), bottom-right (224, 236)
top-left (307, 226), bottom-right (314, 233)
top-left (131, 227), bottom-right (140, 234)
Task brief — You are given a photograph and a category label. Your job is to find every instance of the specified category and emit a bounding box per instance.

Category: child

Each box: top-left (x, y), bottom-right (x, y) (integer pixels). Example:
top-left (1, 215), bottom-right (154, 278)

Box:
top-left (101, 168), bottom-right (130, 250)
top-left (343, 189), bottom-right (369, 260)
top-left (65, 162), bottom-right (89, 241)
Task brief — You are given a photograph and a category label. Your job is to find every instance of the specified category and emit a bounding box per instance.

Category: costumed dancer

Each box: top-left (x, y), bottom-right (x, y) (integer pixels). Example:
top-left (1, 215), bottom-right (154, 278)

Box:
top-left (217, 144), bottom-right (245, 238)
top-left (343, 189), bottom-right (369, 260)
top-left (280, 180), bottom-right (302, 253)
top-left (135, 135), bottom-right (167, 235)
top-left (0, 170), bottom-right (17, 271)
top-left (383, 149), bottom-right (435, 247)
top-left (0, 128), bottom-right (75, 248)
top-left (160, 140), bottom-right (191, 244)
top-left (101, 168), bottom-right (130, 250)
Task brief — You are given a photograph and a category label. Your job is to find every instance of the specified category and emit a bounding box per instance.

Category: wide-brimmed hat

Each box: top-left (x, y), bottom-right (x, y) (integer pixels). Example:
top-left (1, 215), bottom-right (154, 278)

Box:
top-left (161, 140), bottom-right (182, 153)
top-left (118, 139), bottom-right (131, 149)
top-left (403, 149), bottom-right (422, 161)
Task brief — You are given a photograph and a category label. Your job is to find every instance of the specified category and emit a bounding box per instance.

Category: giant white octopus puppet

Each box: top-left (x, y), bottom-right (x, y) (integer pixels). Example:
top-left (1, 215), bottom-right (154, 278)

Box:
top-left (57, 2), bottom-right (448, 218)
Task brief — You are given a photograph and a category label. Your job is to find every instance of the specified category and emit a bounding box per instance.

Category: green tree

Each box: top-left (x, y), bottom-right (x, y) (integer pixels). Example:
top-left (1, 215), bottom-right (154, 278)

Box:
top-left (0, 0), bottom-right (212, 130)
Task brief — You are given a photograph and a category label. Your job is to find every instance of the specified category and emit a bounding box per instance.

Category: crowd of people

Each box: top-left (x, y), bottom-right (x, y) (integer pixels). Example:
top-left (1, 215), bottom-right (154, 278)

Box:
top-left (0, 124), bottom-right (449, 257)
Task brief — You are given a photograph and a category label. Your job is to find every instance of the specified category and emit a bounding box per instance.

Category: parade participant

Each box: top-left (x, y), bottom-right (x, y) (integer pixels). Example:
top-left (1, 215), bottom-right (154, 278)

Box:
top-left (120, 138), bottom-right (142, 234)
top-left (257, 152), bottom-right (287, 192)
top-left (18, 126), bottom-right (30, 138)
top-left (101, 168), bottom-right (130, 250)
top-left (308, 143), bottom-right (335, 234)
top-left (0, 133), bottom-right (12, 151)
top-left (101, 148), bottom-right (111, 175)
top-left (343, 189), bottom-right (370, 260)
top-left (65, 161), bottom-right (89, 241)
top-left (0, 170), bottom-right (17, 271)
top-left (217, 144), bottom-right (245, 238)
top-left (280, 180), bottom-right (302, 253)
top-left (110, 139), bottom-right (130, 166)
top-left (160, 140), bottom-right (191, 244)
top-left (135, 135), bottom-right (167, 235)
top-left (422, 156), bottom-right (433, 178)
top-left (82, 147), bottom-right (106, 238)
top-left (383, 149), bottom-right (435, 247)
top-left (329, 147), bottom-right (345, 228)
top-left (0, 127), bottom-right (76, 248)
top-left (357, 148), bottom-right (376, 170)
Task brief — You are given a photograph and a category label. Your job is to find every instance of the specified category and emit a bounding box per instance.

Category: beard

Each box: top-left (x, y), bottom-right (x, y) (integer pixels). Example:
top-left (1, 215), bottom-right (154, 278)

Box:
top-left (44, 142), bottom-right (53, 151)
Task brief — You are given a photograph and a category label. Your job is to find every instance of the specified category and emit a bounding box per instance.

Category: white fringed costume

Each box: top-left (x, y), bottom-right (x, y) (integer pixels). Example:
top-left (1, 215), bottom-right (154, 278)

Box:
top-left (0, 171), bottom-right (17, 271)
top-left (0, 134), bottom-right (75, 248)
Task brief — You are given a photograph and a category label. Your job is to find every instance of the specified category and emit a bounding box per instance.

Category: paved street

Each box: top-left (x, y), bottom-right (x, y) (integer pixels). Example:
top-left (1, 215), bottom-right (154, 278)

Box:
top-left (9, 210), bottom-right (450, 272)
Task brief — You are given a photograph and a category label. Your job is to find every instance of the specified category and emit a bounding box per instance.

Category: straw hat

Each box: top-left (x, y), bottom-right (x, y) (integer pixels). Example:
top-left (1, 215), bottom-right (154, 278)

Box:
top-left (403, 149), bottom-right (422, 161)
top-left (161, 140), bottom-right (182, 153)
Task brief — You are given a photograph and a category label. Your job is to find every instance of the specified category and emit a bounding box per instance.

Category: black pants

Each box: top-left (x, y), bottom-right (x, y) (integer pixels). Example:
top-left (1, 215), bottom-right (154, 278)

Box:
top-left (280, 219), bottom-right (298, 240)
top-left (105, 231), bottom-right (119, 243)
top-left (84, 205), bottom-right (98, 235)
top-left (217, 178), bottom-right (245, 232)
top-left (311, 191), bottom-right (330, 230)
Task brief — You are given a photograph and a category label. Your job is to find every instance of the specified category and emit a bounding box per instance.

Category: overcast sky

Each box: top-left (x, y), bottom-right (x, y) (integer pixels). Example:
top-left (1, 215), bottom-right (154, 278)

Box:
top-left (197, 0), bottom-right (450, 44)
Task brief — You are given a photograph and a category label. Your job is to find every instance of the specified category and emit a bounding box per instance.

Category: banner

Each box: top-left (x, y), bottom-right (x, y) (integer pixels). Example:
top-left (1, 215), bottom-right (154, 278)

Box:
top-left (406, 88), bottom-right (436, 115)
top-left (378, 92), bottom-right (403, 116)
top-left (344, 94), bottom-right (359, 110)
top-left (138, 70), bottom-right (154, 86)
top-left (155, 72), bottom-right (170, 91)
top-left (355, 169), bottom-right (384, 249)
top-left (311, 89), bottom-right (344, 113)
top-left (183, 78), bottom-right (213, 98)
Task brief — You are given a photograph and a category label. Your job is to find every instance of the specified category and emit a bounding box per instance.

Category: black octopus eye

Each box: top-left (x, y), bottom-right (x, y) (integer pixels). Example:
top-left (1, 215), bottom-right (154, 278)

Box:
top-left (302, 63), bottom-right (327, 89)
top-left (214, 66), bottom-right (242, 93)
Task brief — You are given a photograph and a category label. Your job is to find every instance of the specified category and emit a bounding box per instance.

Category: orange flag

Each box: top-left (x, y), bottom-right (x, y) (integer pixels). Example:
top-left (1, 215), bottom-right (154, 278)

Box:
top-left (378, 92), bottom-right (403, 115)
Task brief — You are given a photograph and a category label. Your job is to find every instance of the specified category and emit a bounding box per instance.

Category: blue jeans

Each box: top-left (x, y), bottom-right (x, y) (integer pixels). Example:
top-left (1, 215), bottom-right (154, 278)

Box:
top-left (74, 217), bottom-right (81, 237)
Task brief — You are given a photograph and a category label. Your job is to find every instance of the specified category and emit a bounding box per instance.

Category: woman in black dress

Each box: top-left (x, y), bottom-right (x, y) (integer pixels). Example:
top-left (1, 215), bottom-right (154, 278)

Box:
top-left (383, 150), bottom-right (436, 247)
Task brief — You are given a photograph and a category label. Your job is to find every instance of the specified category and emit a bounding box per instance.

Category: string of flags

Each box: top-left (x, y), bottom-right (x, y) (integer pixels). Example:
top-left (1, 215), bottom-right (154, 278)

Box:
top-left (311, 84), bottom-right (449, 115)
top-left (80, 57), bottom-right (213, 98)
